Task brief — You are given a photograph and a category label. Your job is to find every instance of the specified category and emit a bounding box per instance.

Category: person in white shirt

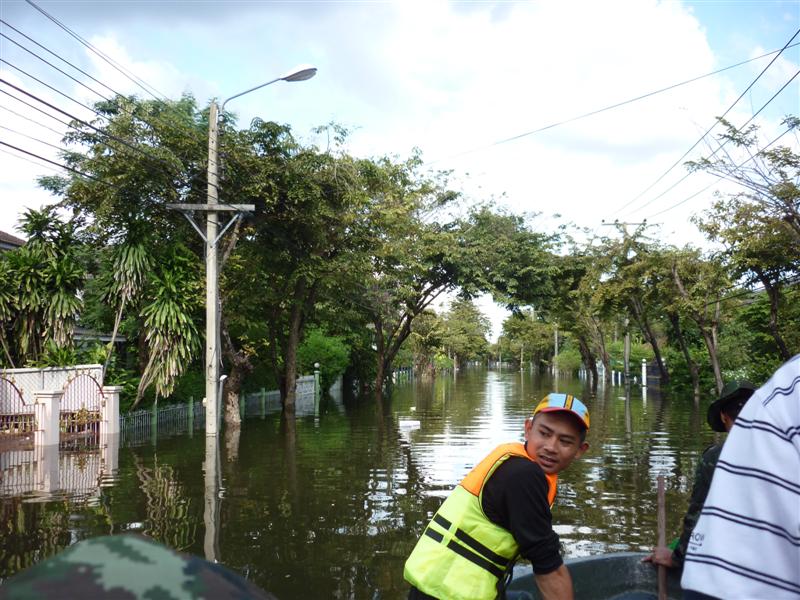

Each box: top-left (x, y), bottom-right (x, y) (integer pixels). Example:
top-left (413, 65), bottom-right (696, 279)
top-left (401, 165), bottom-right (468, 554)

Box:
top-left (681, 354), bottom-right (800, 599)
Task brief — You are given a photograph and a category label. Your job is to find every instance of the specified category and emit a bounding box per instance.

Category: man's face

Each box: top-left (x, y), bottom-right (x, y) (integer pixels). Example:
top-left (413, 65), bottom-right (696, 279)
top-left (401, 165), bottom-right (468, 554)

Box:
top-left (524, 411), bottom-right (589, 474)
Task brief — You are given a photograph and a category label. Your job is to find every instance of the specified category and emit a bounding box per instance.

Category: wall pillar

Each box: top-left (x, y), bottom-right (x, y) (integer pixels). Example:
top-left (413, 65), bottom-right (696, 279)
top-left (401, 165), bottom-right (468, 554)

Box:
top-left (101, 386), bottom-right (122, 437)
top-left (34, 390), bottom-right (62, 448)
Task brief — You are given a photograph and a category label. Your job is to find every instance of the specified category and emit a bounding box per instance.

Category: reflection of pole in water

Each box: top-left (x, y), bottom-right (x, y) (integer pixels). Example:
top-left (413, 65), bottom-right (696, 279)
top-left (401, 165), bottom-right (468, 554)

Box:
top-left (203, 434), bottom-right (221, 562)
top-left (625, 386), bottom-right (632, 438)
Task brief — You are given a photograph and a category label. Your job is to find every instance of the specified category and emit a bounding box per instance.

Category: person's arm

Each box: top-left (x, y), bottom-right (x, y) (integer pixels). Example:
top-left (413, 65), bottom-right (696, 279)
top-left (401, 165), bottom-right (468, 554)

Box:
top-left (534, 564), bottom-right (574, 600)
top-left (670, 444), bottom-right (721, 567)
top-left (482, 459), bottom-right (563, 574)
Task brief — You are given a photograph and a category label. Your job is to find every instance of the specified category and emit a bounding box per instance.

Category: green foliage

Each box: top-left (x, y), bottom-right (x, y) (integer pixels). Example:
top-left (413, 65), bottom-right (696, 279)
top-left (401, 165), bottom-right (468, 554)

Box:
top-left (607, 341), bottom-right (654, 369)
top-left (554, 348), bottom-right (582, 373)
top-left (297, 329), bottom-right (350, 390)
top-left (0, 207), bottom-right (85, 367)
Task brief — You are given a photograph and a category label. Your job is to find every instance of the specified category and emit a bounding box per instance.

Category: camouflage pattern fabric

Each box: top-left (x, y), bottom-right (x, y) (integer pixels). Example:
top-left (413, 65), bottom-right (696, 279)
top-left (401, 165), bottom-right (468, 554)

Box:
top-left (0, 534), bottom-right (277, 599)
top-left (671, 443), bottom-right (723, 569)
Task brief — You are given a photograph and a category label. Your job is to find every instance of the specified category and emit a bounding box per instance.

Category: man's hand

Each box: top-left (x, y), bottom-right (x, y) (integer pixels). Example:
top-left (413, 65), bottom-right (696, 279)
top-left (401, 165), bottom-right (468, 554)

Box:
top-left (534, 564), bottom-right (574, 600)
top-left (642, 546), bottom-right (675, 568)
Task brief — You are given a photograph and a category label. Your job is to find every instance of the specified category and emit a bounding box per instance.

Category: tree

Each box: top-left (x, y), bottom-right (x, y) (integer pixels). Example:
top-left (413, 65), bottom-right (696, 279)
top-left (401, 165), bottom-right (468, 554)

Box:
top-left (0, 207), bottom-right (84, 367)
top-left (670, 248), bottom-right (730, 393)
top-left (441, 298), bottom-right (490, 366)
top-left (687, 117), bottom-right (800, 241)
top-left (694, 194), bottom-right (800, 361)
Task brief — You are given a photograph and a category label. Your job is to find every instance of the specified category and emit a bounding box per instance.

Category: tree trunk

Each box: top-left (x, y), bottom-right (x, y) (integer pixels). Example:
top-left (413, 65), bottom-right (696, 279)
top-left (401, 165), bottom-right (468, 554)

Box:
top-left (672, 263), bottom-right (722, 394)
top-left (701, 326), bottom-right (723, 394)
top-left (374, 317), bottom-right (386, 403)
top-left (755, 269), bottom-right (791, 361)
top-left (220, 325), bottom-right (252, 430)
top-left (629, 298), bottom-right (669, 385)
top-left (668, 312), bottom-right (700, 400)
top-left (281, 278), bottom-right (309, 411)
top-left (589, 315), bottom-right (611, 382)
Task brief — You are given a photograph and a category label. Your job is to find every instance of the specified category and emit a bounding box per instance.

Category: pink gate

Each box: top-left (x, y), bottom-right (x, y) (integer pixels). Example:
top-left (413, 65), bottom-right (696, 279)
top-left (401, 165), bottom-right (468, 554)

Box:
top-left (61, 373), bottom-right (104, 434)
top-left (0, 376), bottom-right (34, 434)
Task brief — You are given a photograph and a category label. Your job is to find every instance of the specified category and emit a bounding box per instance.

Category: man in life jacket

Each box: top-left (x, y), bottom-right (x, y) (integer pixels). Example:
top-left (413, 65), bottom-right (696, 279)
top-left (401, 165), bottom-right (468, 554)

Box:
top-left (404, 393), bottom-right (590, 600)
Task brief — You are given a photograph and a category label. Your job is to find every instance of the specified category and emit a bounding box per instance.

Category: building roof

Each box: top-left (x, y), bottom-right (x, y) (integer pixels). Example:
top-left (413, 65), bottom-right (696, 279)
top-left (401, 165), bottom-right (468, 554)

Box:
top-left (0, 230), bottom-right (25, 250)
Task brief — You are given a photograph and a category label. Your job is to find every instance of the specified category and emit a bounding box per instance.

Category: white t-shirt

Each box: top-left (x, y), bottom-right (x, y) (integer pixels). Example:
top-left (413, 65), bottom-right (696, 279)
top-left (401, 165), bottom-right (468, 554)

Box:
top-left (681, 355), bottom-right (800, 598)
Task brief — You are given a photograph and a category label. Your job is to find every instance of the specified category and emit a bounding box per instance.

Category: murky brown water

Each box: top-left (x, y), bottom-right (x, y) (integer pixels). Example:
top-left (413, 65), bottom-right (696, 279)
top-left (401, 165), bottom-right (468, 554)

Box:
top-left (0, 368), bottom-right (717, 599)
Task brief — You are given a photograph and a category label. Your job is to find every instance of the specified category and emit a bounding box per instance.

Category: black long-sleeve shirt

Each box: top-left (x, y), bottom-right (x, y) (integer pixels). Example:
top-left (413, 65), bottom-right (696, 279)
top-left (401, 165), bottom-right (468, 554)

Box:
top-left (481, 456), bottom-right (563, 574)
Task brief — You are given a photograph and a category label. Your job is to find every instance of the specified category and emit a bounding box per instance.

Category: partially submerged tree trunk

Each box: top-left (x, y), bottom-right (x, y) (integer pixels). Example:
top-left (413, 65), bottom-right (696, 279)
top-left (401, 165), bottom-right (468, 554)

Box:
top-left (629, 297), bottom-right (669, 385)
top-left (220, 319), bottom-right (252, 430)
top-left (589, 315), bottom-right (611, 382)
top-left (668, 312), bottom-right (700, 401)
top-left (673, 263), bottom-right (724, 394)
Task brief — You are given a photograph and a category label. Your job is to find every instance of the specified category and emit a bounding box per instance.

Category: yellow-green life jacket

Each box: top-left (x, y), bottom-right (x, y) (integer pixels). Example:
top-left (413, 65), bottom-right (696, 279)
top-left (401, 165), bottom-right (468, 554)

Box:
top-left (404, 443), bottom-right (558, 600)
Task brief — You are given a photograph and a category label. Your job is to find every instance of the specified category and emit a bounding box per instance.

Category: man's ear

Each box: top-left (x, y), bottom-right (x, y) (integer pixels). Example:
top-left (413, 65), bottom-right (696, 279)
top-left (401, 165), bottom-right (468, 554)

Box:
top-left (524, 417), bottom-right (533, 438)
top-left (575, 441), bottom-right (589, 459)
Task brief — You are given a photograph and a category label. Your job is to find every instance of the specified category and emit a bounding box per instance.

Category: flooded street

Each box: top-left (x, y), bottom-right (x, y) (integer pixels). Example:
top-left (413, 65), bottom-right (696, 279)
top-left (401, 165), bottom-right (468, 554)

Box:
top-left (0, 369), bottom-right (717, 599)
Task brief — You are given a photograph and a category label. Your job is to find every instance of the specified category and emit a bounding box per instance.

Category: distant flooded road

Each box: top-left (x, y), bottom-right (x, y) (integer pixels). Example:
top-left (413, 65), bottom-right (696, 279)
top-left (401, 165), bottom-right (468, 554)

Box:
top-left (0, 368), bottom-right (717, 599)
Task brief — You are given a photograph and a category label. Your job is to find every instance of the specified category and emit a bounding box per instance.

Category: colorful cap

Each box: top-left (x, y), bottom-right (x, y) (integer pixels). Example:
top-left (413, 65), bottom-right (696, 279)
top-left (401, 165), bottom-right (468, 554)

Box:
top-left (533, 393), bottom-right (590, 430)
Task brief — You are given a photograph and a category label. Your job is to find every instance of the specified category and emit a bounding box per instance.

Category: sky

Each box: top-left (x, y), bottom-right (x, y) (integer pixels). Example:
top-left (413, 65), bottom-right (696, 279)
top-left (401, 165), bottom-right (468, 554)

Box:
top-left (1, 0), bottom-right (799, 339)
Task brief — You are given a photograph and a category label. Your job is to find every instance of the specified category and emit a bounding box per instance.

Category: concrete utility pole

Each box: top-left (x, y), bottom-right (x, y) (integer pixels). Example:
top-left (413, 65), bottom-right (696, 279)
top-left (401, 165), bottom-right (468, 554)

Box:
top-left (553, 323), bottom-right (559, 376)
top-left (624, 316), bottom-right (631, 384)
top-left (169, 65), bottom-right (316, 437)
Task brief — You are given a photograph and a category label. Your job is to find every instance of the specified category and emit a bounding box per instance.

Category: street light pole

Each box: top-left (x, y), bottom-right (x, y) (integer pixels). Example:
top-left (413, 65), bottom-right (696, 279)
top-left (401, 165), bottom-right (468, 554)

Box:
top-left (170, 65), bottom-right (317, 437)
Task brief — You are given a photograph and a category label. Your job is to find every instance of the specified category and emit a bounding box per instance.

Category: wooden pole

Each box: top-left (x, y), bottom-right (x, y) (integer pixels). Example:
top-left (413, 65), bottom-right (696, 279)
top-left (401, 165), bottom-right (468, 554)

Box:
top-left (657, 475), bottom-right (667, 600)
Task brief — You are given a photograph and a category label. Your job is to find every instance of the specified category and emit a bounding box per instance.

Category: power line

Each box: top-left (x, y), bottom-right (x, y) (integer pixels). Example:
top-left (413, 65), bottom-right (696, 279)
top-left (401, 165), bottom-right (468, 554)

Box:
top-left (645, 124), bottom-right (795, 219)
top-left (0, 18), bottom-right (122, 98)
top-left (426, 40), bottom-right (800, 166)
top-left (0, 103), bottom-right (65, 135)
top-left (0, 139), bottom-right (107, 184)
top-left (0, 123), bottom-right (64, 152)
top-left (610, 27), bottom-right (800, 217)
top-left (0, 78), bottom-right (182, 175)
top-left (1, 57), bottom-right (108, 118)
top-left (0, 145), bottom-right (61, 173)
top-left (632, 67), bottom-right (800, 217)
top-left (0, 31), bottom-right (110, 101)
top-left (0, 87), bottom-right (71, 127)
top-left (709, 273), bottom-right (800, 307)
top-left (23, 0), bottom-right (166, 101)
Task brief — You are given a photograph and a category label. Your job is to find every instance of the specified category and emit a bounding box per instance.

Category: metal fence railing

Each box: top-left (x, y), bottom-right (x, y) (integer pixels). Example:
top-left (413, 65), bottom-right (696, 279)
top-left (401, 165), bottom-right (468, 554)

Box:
top-left (119, 375), bottom-right (326, 446)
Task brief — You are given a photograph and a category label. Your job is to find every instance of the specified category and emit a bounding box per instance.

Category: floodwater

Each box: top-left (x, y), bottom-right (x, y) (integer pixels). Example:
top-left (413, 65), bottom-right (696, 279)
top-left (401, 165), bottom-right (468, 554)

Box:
top-left (0, 368), bottom-right (718, 599)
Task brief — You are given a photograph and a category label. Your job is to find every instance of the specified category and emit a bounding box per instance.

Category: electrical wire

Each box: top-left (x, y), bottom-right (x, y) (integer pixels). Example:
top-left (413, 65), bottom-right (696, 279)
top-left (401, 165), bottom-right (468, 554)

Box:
top-left (708, 273), bottom-right (800, 307)
top-left (610, 27), bottom-right (800, 217)
top-left (1, 57), bottom-right (109, 118)
top-left (1, 78), bottom-right (185, 175)
top-left (633, 67), bottom-right (800, 217)
top-left (0, 103), bottom-right (65, 135)
top-left (426, 40), bottom-right (800, 166)
top-left (0, 18), bottom-right (122, 98)
top-left (0, 145), bottom-right (60, 173)
top-left (0, 87), bottom-right (71, 126)
top-left (23, 0), bottom-right (167, 100)
top-left (0, 31), bottom-right (111, 101)
top-left (0, 123), bottom-right (64, 152)
top-left (0, 139), bottom-right (107, 184)
top-left (645, 125), bottom-right (794, 219)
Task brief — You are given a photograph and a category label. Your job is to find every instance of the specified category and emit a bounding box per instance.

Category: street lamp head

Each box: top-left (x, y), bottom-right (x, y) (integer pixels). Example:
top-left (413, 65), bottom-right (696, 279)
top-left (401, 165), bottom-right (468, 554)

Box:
top-left (281, 64), bottom-right (318, 82)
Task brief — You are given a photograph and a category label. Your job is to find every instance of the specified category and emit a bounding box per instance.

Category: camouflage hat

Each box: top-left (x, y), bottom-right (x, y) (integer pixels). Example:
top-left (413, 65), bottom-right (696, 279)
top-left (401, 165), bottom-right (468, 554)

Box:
top-left (0, 534), bottom-right (277, 600)
top-left (707, 380), bottom-right (756, 432)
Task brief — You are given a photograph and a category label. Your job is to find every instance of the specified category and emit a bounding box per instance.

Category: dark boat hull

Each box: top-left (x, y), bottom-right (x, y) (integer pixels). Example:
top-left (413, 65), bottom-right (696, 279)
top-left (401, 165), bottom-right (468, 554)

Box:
top-left (505, 552), bottom-right (683, 600)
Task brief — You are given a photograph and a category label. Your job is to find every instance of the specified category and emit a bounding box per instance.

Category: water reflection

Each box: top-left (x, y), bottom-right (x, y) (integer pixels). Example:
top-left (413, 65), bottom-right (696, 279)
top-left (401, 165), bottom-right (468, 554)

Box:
top-left (0, 370), bottom-right (719, 598)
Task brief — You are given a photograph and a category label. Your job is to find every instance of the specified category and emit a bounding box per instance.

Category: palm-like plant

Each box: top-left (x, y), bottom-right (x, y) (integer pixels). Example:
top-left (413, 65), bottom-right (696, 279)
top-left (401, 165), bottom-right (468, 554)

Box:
top-left (134, 247), bottom-right (200, 406)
